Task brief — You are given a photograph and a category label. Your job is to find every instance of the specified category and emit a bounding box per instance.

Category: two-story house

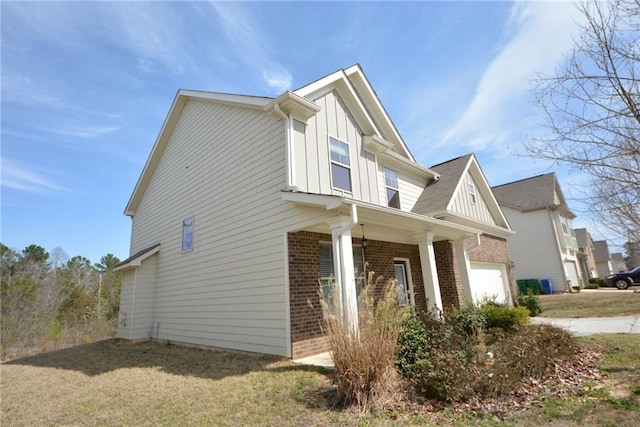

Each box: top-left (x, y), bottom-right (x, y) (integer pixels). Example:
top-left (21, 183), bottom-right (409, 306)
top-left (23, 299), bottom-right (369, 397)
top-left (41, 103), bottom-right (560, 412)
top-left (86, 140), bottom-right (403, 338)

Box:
top-left (574, 228), bottom-right (597, 281)
top-left (492, 173), bottom-right (583, 292)
top-left (593, 240), bottom-right (614, 278)
top-left (115, 65), bottom-right (514, 359)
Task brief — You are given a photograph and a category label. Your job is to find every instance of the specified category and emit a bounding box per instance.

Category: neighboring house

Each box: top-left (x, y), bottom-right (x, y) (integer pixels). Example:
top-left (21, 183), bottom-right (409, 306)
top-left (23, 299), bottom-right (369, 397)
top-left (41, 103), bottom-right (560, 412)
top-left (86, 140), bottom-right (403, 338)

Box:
top-left (115, 65), bottom-right (514, 359)
top-left (492, 173), bottom-right (583, 292)
top-left (574, 228), bottom-right (597, 281)
top-left (593, 240), bottom-right (613, 278)
top-left (611, 252), bottom-right (626, 273)
top-left (625, 241), bottom-right (640, 270)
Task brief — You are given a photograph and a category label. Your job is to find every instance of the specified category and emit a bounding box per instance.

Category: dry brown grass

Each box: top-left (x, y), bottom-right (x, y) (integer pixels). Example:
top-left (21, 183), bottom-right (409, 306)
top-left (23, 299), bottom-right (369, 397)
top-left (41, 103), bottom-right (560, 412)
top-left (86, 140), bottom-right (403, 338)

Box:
top-left (1, 339), bottom-right (338, 427)
top-left (325, 276), bottom-right (409, 413)
top-left (539, 291), bottom-right (640, 318)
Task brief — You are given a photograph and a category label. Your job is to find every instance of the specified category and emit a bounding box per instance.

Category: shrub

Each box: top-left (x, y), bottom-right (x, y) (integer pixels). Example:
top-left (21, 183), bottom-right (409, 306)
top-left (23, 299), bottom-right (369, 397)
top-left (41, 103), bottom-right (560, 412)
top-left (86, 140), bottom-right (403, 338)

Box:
top-left (487, 324), bottom-right (578, 396)
top-left (481, 305), bottom-right (530, 331)
top-left (585, 281), bottom-right (599, 289)
top-left (517, 293), bottom-right (542, 317)
top-left (324, 274), bottom-right (408, 412)
top-left (446, 303), bottom-right (487, 336)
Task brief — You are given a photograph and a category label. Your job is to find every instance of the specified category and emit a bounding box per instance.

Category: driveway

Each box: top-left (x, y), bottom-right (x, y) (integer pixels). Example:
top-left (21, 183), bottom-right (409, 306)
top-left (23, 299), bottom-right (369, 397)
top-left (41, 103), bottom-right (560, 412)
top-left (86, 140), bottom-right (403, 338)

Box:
top-left (530, 315), bottom-right (640, 335)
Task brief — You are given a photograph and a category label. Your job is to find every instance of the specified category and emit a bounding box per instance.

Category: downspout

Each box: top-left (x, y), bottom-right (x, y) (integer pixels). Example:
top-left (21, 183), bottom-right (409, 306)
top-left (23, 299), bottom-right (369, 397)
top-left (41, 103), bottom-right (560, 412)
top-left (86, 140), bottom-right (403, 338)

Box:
top-left (273, 103), bottom-right (301, 191)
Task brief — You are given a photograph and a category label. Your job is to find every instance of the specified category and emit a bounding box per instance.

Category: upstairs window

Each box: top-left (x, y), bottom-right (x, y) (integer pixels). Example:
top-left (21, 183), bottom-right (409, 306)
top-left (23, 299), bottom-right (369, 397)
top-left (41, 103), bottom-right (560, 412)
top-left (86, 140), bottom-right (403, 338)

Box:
top-left (468, 182), bottom-right (477, 204)
top-left (329, 137), bottom-right (352, 192)
top-left (384, 167), bottom-right (400, 209)
top-left (182, 216), bottom-right (194, 253)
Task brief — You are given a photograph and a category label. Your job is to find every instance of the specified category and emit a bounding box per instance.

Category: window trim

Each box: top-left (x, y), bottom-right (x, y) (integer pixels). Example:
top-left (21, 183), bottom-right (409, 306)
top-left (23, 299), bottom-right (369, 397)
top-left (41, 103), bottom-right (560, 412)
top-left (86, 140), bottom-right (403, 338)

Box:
top-left (384, 166), bottom-right (400, 209)
top-left (329, 136), bottom-right (352, 193)
top-left (182, 216), bottom-right (194, 253)
top-left (394, 258), bottom-right (414, 307)
top-left (468, 182), bottom-right (477, 205)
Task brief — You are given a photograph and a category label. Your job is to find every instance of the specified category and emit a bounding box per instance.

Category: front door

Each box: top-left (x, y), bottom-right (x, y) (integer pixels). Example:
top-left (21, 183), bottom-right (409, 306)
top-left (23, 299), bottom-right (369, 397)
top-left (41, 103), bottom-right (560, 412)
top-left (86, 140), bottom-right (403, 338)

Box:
top-left (395, 261), bottom-right (411, 306)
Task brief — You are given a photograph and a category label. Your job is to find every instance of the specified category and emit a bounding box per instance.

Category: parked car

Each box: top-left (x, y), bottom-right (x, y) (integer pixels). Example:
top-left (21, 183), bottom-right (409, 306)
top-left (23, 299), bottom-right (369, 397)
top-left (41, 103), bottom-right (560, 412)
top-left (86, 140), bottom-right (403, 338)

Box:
top-left (605, 266), bottom-right (640, 289)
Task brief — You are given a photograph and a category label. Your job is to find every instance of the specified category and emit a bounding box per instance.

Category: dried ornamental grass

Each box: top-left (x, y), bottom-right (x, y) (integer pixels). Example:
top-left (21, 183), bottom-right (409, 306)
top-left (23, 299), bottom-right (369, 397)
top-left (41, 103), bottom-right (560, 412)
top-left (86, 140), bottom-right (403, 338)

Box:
top-left (322, 273), bottom-right (409, 413)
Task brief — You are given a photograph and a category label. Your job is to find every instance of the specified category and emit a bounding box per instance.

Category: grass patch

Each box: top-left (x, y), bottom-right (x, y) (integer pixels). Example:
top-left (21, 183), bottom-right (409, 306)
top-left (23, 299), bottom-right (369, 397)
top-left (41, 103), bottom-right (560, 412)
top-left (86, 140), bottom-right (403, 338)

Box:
top-left (2, 335), bottom-right (639, 425)
top-left (539, 291), bottom-right (640, 317)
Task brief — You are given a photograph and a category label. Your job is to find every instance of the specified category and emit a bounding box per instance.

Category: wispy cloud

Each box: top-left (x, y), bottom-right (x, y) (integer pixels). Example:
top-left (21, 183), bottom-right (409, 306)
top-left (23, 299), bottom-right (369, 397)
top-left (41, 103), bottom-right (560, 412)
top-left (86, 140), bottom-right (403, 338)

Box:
top-left (439, 1), bottom-right (583, 151)
top-left (205, 2), bottom-right (293, 93)
top-left (1, 159), bottom-right (70, 194)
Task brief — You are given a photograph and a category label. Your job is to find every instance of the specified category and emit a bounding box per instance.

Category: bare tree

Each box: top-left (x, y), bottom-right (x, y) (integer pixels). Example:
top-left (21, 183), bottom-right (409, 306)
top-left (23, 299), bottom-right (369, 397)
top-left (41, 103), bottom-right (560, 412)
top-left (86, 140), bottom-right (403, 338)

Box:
top-left (527, 0), bottom-right (639, 243)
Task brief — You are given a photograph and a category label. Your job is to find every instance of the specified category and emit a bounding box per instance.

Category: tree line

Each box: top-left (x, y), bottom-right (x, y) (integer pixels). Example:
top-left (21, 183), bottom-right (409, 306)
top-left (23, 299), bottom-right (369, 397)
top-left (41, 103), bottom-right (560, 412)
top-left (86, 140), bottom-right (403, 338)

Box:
top-left (1, 243), bottom-right (122, 360)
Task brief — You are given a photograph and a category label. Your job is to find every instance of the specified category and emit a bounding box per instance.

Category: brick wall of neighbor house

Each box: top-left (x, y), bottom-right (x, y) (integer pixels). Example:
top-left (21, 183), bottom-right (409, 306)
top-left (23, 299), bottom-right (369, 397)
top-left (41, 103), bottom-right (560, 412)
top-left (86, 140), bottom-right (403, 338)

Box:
top-left (465, 233), bottom-right (517, 302)
top-left (288, 231), bottom-right (426, 359)
top-left (434, 240), bottom-right (464, 311)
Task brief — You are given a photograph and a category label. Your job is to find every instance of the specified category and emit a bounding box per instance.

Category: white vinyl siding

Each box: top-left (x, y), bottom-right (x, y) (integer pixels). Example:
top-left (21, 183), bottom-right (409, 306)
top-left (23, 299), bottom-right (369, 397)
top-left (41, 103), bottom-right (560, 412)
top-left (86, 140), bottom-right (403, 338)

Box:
top-left (126, 99), bottom-right (339, 356)
top-left (501, 206), bottom-right (570, 292)
top-left (450, 173), bottom-right (498, 225)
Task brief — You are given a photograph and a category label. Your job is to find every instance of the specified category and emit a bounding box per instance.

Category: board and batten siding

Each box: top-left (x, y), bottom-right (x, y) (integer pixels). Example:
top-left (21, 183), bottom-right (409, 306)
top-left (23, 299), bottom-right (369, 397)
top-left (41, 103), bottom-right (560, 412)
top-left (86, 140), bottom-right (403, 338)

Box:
top-left (449, 173), bottom-right (498, 225)
top-left (126, 99), bottom-right (340, 356)
top-left (501, 206), bottom-right (568, 292)
top-left (292, 90), bottom-right (380, 203)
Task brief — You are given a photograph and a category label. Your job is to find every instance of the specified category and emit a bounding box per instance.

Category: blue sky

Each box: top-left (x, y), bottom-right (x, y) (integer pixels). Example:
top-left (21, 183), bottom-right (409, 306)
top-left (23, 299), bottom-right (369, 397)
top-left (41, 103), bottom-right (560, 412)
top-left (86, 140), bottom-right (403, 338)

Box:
top-left (2, 1), bottom-right (602, 264)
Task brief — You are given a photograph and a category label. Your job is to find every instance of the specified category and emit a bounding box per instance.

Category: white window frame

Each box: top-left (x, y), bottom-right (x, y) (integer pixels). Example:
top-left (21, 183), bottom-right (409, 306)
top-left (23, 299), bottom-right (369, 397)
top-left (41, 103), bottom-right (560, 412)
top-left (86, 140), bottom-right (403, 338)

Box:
top-left (384, 167), bottom-right (401, 209)
top-left (329, 137), bottom-right (352, 193)
top-left (319, 241), bottom-right (365, 310)
top-left (394, 258), bottom-right (414, 307)
top-left (468, 182), bottom-right (477, 205)
top-left (182, 216), bottom-right (194, 253)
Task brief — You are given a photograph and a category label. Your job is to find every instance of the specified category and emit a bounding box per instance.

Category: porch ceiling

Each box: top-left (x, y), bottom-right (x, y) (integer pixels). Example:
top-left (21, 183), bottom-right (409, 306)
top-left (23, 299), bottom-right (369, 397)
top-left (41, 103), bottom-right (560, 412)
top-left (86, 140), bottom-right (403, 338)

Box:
top-left (282, 191), bottom-right (481, 244)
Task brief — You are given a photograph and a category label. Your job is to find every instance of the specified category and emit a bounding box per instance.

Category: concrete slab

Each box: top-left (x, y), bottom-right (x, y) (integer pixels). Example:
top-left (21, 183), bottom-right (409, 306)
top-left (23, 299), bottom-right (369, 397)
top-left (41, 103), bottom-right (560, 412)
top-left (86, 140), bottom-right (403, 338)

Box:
top-left (531, 316), bottom-right (640, 336)
top-left (293, 351), bottom-right (334, 369)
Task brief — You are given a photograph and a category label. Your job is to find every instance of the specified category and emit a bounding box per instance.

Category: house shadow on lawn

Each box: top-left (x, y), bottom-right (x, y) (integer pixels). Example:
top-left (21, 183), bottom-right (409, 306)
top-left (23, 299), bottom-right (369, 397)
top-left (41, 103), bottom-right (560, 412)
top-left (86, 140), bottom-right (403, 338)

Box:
top-left (2, 338), bottom-right (330, 381)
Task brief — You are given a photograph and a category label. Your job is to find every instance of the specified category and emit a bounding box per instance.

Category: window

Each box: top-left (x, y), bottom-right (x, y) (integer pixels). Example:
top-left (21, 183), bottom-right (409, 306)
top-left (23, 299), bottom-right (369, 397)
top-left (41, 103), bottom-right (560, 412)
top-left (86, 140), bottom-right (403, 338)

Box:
top-left (182, 216), bottom-right (194, 253)
top-left (384, 167), bottom-right (400, 209)
top-left (329, 137), bottom-right (352, 192)
top-left (468, 182), bottom-right (477, 204)
top-left (319, 243), bottom-right (365, 310)
top-left (395, 261), bottom-right (411, 306)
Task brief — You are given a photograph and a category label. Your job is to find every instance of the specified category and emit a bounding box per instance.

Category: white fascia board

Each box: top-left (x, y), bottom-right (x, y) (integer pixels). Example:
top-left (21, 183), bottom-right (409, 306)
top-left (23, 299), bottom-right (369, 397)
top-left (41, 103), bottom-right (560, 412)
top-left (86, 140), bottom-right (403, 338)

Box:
top-left (280, 191), bottom-right (344, 210)
top-left (265, 91), bottom-right (321, 122)
top-left (179, 89), bottom-right (272, 109)
top-left (434, 211), bottom-right (515, 238)
top-left (382, 149), bottom-right (440, 180)
top-left (344, 198), bottom-right (482, 239)
top-left (124, 93), bottom-right (188, 216)
top-left (114, 245), bottom-right (160, 272)
top-left (344, 65), bottom-right (415, 162)
top-left (466, 156), bottom-right (512, 229)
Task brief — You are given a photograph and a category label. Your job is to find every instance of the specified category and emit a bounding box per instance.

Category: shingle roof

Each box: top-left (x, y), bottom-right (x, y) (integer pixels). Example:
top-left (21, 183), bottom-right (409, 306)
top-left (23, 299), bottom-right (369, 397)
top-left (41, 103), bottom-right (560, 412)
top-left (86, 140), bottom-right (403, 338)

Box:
top-left (491, 173), bottom-right (559, 212)
top-left (411, 154), bottom-right (473, 215)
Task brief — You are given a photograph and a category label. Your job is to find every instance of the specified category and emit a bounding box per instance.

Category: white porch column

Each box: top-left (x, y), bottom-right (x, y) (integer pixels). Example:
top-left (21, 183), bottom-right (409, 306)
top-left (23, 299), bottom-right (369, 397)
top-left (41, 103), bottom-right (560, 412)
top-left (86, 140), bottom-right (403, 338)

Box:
top-left (328, 216), bottom-right (358, 333)
top-left (453, 239), bottom-right (473, 304)
top-left (415, 232), bottom-right (443, 313)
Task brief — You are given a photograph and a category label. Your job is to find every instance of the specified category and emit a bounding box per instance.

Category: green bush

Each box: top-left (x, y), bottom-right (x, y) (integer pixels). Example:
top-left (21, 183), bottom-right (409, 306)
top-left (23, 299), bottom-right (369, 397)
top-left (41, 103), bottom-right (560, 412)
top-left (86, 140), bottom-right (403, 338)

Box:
top-left (396, 316), bottom-right (430, 377)
top-left (481, 305), bottom-right (530, 331)
top-left (585, 281), bottom-right (599, 289)
top-left (517, 293), bottom-right (542, 316)
top-left (446, 303), bottom-right (487, 336)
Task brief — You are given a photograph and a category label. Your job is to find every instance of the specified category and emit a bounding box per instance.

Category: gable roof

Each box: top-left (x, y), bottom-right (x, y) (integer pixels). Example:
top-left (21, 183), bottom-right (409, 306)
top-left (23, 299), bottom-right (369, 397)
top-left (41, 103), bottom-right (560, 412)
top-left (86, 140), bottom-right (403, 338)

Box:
top-left (294, 64), bottom-right (416, 162)
top-left (412, 154), bottom-right (511, 235)
top-left (124, 89), bottom-right (318, 216)
top-left (491, 172), bottom-right (576, 218)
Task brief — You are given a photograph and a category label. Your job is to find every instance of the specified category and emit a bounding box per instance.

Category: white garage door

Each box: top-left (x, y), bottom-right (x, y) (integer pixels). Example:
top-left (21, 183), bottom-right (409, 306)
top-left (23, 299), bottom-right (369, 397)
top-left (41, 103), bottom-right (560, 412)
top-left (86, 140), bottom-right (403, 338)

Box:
top-left (469, 262), bottom-right (508, 304)
top-left (564, 261), bottom-right (581, 289)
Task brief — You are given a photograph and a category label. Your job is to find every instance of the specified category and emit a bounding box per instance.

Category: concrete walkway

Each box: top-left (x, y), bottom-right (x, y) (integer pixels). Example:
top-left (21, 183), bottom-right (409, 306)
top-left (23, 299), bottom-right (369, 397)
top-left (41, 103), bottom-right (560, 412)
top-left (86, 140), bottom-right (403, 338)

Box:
top-left (530, 315), bottom-right (640, 336)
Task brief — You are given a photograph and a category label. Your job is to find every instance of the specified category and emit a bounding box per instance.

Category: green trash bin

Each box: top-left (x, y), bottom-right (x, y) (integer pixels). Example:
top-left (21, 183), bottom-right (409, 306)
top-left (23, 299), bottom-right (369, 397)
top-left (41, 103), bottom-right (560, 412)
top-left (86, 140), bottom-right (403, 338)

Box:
top-left (517, 278), bottom-right (542, 295)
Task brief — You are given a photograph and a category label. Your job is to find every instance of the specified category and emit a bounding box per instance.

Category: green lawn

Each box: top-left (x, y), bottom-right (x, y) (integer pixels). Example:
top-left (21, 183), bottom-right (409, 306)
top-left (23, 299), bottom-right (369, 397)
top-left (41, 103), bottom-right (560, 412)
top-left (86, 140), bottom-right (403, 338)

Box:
top-left (538, 290), bottom-right (640, 318)
top-left (2, 335), bottom-right (639, 426)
